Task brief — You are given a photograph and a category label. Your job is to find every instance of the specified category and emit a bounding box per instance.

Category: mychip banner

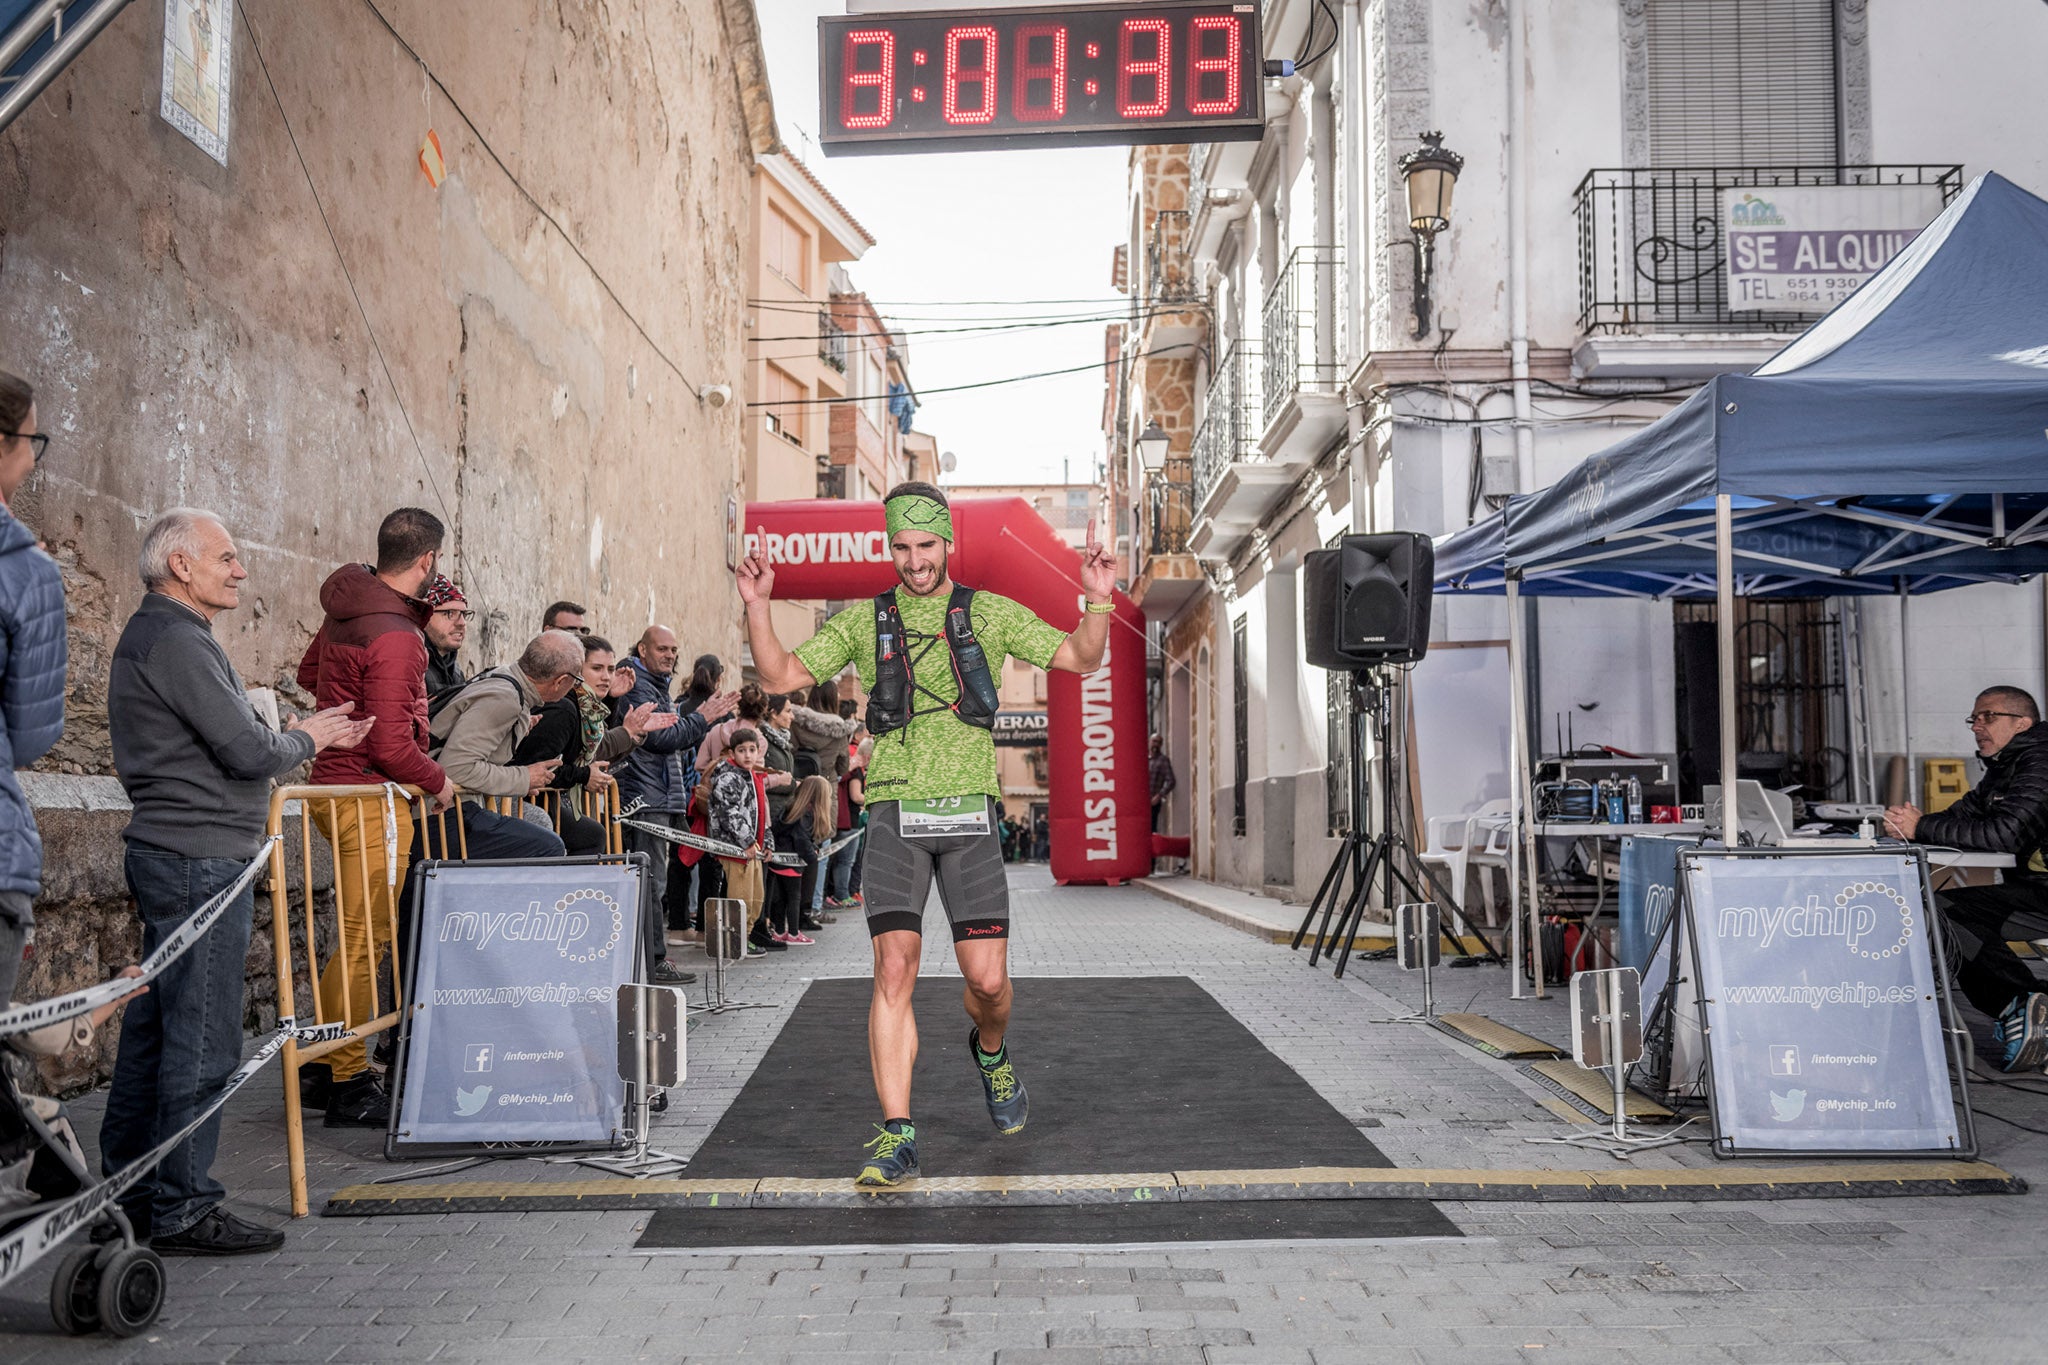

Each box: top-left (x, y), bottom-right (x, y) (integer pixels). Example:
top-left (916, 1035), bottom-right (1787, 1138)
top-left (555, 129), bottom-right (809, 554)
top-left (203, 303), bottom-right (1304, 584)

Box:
top-left (394, 859), bottom-right (642, 1147)
top-left (1680, 849), bottom-right (1969, 1156)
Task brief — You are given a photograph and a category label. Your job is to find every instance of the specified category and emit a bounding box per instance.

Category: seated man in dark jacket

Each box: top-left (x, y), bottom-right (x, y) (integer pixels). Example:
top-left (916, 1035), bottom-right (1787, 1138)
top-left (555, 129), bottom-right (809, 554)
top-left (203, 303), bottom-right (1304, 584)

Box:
top-left (1884, 685), bottom-right (2048, 1070)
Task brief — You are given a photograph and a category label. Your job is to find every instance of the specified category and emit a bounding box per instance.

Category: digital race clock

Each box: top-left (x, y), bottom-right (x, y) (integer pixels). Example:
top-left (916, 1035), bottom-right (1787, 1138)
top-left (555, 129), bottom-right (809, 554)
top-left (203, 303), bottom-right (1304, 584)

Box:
top-left (818, 3), bottom-right (1267, 156)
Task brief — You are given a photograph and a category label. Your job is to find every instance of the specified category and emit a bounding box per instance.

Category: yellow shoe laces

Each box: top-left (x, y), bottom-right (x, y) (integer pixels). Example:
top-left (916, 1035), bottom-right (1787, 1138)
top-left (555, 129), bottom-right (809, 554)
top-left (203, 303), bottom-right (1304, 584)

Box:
top-left (864, 1125), bottom-right (914, 1160)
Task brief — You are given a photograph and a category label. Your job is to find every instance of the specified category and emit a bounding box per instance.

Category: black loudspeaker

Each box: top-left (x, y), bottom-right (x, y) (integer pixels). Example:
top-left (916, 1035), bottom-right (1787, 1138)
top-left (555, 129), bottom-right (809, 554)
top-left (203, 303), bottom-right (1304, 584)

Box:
top-left (1302, 532), bottom-right (1434, 669)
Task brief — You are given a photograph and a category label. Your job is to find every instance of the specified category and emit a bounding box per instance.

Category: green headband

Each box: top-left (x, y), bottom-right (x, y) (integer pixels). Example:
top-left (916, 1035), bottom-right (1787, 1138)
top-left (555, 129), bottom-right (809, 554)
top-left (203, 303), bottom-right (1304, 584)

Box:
top-left (885, 494), bottom-right (954, 542)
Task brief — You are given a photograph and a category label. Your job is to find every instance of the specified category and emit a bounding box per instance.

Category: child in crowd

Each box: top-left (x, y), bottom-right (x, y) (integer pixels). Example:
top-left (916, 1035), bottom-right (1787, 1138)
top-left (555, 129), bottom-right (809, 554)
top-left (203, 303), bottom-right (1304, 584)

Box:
top-left (767, 776), bottom-right (836, 945)
top-left (704, 727), bottom-right (772, 955)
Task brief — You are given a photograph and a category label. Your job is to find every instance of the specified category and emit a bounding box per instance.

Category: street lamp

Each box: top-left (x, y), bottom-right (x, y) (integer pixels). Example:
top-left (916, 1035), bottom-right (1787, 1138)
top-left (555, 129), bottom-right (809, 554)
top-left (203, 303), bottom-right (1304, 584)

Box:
top-left (1397, 131), bottom-right (1464, 340)
top-left (1136, 420), bottom-right (1171, 472)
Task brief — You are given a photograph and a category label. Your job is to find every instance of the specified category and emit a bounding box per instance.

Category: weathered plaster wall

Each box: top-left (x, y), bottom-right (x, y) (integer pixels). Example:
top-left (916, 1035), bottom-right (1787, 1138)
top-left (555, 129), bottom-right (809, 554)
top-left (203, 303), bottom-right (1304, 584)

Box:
top-left (0, 0), bottom-right (771, 1085)
top-left (2, 0), bottom-right (763, 767)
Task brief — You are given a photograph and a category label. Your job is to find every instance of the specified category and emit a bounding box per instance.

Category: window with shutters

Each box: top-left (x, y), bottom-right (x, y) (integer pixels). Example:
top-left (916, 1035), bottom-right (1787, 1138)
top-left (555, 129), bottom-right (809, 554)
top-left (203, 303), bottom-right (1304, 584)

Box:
top-left (765, 203), bottom-right (810, 291)
top-left (762, 363), bottom-right (805, 448)
top-left (1644, 0), bottom-right (1838, 166)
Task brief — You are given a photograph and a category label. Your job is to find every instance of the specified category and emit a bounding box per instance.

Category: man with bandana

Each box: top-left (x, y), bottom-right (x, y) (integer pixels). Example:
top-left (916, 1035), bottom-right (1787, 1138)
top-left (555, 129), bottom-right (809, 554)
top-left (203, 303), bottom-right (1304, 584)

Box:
top-left (736, 481), bottom-right (1114, 1185)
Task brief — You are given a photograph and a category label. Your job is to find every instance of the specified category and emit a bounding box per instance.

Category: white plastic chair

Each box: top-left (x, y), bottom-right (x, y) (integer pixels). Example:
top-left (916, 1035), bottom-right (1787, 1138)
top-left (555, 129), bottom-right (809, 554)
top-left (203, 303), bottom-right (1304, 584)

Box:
top-left (1419, 799), bottom-right (1511, 921)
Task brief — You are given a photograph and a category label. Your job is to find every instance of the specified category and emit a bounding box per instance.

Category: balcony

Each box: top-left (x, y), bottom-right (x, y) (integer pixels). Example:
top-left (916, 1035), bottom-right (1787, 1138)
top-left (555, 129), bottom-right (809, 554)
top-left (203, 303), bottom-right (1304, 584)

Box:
top-left (1257, 245), bottom-right (1346, 464)
top-left (1189, 340), bottom-right (1292, 558)
top-left (1187, 139), bottom-right (1259, 265)
top-left (1139, 208), bottom-right (1205, 356)
top-left (1573, 164), bottom-right (1962, 354)
top-left (818, 311), bottom-right (849, 373)
top-left (1135, 460), bottom-right (1204, 617)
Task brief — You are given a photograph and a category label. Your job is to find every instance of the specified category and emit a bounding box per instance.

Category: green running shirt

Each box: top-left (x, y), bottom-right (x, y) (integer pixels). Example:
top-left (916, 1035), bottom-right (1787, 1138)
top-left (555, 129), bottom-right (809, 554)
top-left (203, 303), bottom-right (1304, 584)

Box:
top-left (793, 587), bottom-right (1067, 805)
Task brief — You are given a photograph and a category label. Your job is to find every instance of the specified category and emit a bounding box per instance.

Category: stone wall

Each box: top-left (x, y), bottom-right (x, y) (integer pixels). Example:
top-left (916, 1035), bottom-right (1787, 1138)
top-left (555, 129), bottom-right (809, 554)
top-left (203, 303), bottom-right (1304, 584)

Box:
top-left (1, 0), bottom-right (773, 1090)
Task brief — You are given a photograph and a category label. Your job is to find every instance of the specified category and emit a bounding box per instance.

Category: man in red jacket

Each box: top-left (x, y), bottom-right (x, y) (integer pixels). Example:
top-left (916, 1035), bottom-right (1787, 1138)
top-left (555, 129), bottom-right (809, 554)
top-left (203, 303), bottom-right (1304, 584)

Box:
top-left (295, 507), bottom-right (457, 1127)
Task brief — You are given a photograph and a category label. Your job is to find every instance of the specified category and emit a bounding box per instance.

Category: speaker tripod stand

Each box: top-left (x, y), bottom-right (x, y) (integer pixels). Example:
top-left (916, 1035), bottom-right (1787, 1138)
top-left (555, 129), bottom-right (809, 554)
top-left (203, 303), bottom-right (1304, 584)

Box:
top-left (1291, 668), bottom-right (1504, 979)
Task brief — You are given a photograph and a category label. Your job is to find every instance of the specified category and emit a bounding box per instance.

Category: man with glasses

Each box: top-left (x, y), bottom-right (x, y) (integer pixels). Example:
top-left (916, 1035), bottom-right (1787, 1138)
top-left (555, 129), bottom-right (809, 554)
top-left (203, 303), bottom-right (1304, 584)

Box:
top-left (0, 369), bottom-right (65, 1010)
top-left (423, 574), bottom-right (472, 716)
top-left (1885, 685), bottom-right (2048, 1071)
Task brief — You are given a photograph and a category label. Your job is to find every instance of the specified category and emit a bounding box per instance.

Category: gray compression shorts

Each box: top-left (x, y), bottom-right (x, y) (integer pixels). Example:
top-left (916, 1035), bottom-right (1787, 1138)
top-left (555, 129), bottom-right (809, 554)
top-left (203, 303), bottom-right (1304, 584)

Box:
top-left (861, 801), bottom-right (1011, 942)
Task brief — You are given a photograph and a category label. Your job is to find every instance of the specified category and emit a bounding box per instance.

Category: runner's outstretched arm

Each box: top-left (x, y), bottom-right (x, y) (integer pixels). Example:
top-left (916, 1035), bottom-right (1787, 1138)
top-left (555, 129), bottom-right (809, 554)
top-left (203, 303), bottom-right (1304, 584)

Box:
top-left (736, 525), bottom-right (817, 691)
top-left (1050, 518), bottom-right (1116, 675)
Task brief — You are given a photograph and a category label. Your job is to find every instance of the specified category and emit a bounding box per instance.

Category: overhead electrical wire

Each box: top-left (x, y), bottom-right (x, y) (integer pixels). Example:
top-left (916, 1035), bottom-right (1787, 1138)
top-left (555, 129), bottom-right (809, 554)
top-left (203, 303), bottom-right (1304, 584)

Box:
top-left (746, 295), bottom-right (1136, 309)
top-left (747, 348), bottom-right (1172, 407)
top-left (747, 306), bottom-right (1195, 346)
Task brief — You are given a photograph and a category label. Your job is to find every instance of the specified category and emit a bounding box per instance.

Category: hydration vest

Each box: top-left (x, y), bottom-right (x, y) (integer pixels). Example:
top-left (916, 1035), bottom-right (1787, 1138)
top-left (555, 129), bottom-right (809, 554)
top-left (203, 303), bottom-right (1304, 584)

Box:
top-left (867, 584), bottom-right (1000, 738)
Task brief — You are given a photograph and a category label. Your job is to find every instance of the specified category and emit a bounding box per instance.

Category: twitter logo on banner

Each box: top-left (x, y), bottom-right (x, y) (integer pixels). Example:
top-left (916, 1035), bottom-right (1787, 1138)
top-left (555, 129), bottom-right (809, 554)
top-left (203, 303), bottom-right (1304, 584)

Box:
top-left (455, 1085), bottom-right (492, 1116)
top-left (1770, 1088), bottom-right (1807, 1122)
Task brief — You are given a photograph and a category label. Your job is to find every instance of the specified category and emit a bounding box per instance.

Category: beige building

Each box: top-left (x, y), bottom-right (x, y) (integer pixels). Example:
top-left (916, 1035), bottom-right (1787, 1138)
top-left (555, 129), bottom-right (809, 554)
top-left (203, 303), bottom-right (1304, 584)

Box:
top-left (743, 149), bottom-right (876, 649)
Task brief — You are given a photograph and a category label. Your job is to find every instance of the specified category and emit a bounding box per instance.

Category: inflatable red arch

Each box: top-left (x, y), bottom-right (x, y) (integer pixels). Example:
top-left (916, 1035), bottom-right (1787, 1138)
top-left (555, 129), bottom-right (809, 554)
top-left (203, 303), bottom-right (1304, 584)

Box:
top-left (743, 497), bottom-right (1178, 885)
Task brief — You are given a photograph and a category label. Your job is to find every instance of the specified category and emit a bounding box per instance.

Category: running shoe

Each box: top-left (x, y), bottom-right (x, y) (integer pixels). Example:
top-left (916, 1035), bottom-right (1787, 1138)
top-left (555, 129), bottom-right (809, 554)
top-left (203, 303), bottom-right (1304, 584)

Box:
top-left (855, 1124), bottom-right (919, 1186)
top-left (1995, 992), bottom-right (2048, 1071)
top-left (780, 931), bottom-right (816, 946)
top-left (969, 1027), bottom-right (1029, 1135)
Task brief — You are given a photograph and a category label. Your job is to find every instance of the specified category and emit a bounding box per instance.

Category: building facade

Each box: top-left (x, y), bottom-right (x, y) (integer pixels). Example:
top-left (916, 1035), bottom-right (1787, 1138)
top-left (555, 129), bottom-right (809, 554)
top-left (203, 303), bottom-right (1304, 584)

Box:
top-left (0, 0), bottom-right (775, 1085)
top-left (744, 149), bottom-right (877, 650)
top-left (1117, 0), bottom-right (2048, 903)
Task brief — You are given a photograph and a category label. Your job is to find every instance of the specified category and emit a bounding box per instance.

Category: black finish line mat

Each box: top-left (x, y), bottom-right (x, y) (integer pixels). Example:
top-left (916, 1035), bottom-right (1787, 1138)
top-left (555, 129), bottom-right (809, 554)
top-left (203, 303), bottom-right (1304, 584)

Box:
top-left (633, 1197), bottom-right (1452, 1250)
top-left (650, 973), bottom-right (1453, 1244)
top-left (684, 975), bottom-right (1409, 1180)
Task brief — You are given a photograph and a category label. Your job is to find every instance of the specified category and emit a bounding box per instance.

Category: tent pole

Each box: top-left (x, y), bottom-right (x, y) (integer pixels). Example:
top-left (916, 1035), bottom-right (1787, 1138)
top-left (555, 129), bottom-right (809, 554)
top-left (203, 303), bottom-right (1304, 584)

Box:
top-left (1900, 583), bottom-right (1915, 807)
top-left (1507, 577), bottom-right (1527, 1000)
top-left (1716, 495), bottom-right (1739, 846)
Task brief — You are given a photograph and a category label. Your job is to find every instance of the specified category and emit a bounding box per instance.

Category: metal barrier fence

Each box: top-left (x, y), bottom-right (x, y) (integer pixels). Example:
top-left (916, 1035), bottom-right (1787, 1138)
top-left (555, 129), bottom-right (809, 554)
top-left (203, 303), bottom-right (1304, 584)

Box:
top-left (265, 780), bottom-right (625, 1216)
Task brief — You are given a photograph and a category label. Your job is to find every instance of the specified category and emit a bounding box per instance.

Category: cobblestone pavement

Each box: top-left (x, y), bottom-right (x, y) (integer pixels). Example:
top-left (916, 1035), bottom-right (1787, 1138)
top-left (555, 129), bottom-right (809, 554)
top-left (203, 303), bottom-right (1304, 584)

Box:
top-left (5, 866), bottom-right (2044, 1362)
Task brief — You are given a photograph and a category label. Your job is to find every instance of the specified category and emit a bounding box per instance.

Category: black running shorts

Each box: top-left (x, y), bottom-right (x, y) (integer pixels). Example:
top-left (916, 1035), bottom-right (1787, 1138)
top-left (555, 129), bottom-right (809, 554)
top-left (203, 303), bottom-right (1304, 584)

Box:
top-left (861, 801), bottom-right (1010, 942)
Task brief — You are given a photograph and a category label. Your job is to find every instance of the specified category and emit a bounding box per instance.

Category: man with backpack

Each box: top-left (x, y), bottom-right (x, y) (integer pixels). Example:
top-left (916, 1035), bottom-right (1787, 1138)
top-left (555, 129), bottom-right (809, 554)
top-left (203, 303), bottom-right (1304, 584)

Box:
top-left (735, 482), bottom-right (1115, 1186)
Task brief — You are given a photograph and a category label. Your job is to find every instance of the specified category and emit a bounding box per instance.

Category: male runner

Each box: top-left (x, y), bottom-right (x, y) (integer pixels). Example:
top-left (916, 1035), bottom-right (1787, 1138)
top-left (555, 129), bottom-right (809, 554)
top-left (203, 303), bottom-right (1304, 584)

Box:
top-left (736, 482), bottom-right (1113, 1185)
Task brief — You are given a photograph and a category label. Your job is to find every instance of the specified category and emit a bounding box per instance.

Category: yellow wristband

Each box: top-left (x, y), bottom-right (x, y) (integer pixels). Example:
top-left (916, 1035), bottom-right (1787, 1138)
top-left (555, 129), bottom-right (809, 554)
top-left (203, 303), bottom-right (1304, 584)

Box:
top-left (1084, 599), bottom-right (1115, 614)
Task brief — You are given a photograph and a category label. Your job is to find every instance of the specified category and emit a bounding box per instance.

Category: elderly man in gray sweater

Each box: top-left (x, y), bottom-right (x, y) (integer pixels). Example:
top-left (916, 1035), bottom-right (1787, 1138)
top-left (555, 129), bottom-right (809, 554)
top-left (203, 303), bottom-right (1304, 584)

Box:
top-left (104, 509), bottom-right (370, 1256)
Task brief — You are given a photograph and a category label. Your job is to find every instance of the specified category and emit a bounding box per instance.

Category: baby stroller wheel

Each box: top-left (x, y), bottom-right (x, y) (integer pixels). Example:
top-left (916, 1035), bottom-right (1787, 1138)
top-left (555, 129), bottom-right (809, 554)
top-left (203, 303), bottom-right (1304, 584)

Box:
top-left (96, 1246), bottom-right (167, 1337)
top-left (48, 1245), bottom-right (103, 1335)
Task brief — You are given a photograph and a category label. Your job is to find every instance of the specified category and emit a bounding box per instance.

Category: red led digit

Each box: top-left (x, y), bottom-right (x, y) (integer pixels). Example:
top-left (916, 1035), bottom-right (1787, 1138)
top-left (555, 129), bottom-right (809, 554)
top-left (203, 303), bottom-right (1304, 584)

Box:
top-left (1188, 16), bottom-right (1241, 115)
top-left (1118, 18), bottom-right (1170, 118)
top-left (942, 25), bottom-right (998, 125)
top-left (1012, 23), bottom-right (1068, 123)
top-left (840, 29), bottom-right (895, 130)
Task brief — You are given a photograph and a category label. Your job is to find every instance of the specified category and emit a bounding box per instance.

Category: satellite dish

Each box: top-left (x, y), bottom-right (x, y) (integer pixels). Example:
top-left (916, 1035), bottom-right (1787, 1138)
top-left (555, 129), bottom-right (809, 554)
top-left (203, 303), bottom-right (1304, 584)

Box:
top-left (940, 452), bottom-right (958, 474)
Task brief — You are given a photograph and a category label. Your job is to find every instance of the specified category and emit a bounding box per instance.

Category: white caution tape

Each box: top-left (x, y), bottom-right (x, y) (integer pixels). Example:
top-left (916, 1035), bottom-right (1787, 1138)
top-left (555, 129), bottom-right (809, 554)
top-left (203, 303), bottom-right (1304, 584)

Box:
top-left (0, 839), bottom-right (278, 1042)
top-left (0, 1017), bottom-right (330, 1290)
top-left (820, 828), bottom-right (864, 858)
top-left (615, 816), bottom-right (804, 868)
top-left (381, 783), bottom-right (404, 888)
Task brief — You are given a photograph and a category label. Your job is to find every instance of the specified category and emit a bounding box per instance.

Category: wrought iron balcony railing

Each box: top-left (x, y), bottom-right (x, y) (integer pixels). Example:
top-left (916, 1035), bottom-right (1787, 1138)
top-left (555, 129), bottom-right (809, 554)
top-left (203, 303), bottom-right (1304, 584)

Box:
top-left (1191, 340), bottom-right (1260, 512)
top-left (1573, 165), bottom-right (1962, 334)
top-left (1259, 245), bottom-right (1342, 431)
top-left (1147, 462), bottom-right (1194, 556)
top-left (818, 310), bottom-right (849, 372)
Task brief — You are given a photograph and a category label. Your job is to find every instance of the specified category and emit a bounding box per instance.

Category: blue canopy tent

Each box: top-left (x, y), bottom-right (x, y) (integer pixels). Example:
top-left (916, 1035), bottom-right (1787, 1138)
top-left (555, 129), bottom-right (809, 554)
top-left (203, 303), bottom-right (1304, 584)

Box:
top-left (1431, 171), bottom-right (2048, 991)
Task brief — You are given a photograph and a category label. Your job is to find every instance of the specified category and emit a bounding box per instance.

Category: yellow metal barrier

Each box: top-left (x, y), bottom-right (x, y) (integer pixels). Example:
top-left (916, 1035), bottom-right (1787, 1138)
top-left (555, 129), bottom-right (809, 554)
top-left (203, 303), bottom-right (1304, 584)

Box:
top-left (267, 778), bottom-right (627, 1216)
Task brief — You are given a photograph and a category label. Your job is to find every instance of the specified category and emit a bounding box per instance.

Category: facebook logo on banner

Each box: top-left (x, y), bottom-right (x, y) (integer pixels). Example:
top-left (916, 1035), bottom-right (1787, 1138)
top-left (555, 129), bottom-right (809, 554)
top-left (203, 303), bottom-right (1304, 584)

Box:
top-left (1769, 1045), bottom-right (1800, 1077)
top-left (464, 1044), bottom-right (493, 1073)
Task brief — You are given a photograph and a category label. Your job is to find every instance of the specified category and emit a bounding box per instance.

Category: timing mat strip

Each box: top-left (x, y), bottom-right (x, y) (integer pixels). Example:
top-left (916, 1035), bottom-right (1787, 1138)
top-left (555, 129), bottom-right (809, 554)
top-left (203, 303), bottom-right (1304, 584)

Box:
top-left (324, 1161), bottom-right (2023, 1215)
top-left (1528, 1059), bottom-right (1679, 1119)
top-left (1435, 1013), bottom-right (1568, 1059)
